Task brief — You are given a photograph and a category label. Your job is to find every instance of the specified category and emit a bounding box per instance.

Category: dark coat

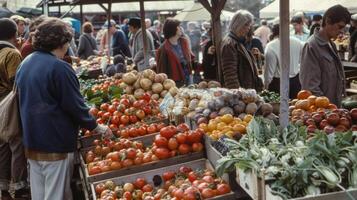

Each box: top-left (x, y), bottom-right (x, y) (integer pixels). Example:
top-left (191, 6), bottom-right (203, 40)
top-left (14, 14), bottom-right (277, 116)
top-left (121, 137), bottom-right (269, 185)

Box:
top-left (220, 32), bottom-right (263, 91)
top-left (202, 40), bottom-right (217, 80)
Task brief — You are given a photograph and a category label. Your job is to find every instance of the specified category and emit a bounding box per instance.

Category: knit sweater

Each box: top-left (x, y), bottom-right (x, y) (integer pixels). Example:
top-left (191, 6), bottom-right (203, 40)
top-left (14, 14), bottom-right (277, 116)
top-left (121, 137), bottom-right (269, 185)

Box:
top-left (15, 51), bottom-right (97, 153)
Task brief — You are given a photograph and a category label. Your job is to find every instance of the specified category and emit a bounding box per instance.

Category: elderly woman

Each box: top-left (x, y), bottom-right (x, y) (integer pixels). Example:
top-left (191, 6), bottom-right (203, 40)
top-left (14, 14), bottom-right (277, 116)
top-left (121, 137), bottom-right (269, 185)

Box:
top-left (156, 18), bottom-right (193, 87)
top-left (77, 22), bottom-right (98, 59)
top-left (15, 18), bottom-right (112, 200)
top-left (221, 10), bottom-right (263, 91)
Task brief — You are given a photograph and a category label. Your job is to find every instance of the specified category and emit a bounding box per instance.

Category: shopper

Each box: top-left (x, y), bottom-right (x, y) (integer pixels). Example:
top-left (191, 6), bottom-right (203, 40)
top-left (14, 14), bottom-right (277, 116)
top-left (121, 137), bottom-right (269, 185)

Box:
top-left (309, 14), bottom-right (323, 36)
top-left (300, 5), bottom-right (350, 107)
top-left (15, 18), bottom-right (112, 200)
top-left (220, 10), bottom-right (263, 91)
top-left (146, 18), bottom-right (161, 49)
top-left (21, 15), bottom-right (47, 58)
top-left (156, 18), bottom-right (193, 87)
top-left (0, 18), bottom-right (29, 200)
top-left (254, 20), bottom-right (271, 48)
top-left (77, 22), bottom-right (99, 59)
top-left (187, 22), bottom-right (201, 62)
top-left (291, 16), bottom-right (310, 42)
top-left (129, 17), bottom-right (155, 71)
top-left (202, 27), bottom-right (217, 80)
top-left (10, 15), bottom-right (26, 49)
top-left (264, 24), bottom-right (304, 99)
top-left (349, 14), bottom-right (357, 62)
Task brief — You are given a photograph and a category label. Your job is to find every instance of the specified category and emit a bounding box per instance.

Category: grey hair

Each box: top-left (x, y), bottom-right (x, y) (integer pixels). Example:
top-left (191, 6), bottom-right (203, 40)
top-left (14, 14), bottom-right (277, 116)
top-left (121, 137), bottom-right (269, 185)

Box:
top-left (228, 10), bottom-right (254, 33)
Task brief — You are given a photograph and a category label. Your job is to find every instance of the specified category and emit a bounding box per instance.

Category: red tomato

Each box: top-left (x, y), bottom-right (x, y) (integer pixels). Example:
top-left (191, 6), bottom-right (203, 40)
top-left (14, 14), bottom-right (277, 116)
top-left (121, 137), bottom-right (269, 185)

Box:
top-left (202, 175), bottom-right (214, 184)
top-left (120, 129), bottom-right (130, 138)
top-left (120, 115), bottom-right (130, 125)
top-left (108, 105), bottom-right (116, 113)
top-left (137, 126), bottom-right (147, 136)
top-left (133, 100), bottom-right (142, 109)
top-left (128, 127), bottom-right (138, 138)
top-left (162, 171), bottom-right (176, 181)
top-left (111, 116), bottom-right (120, 125)
top-left (134, 156), bottom-right (143, 165)
top-left (216, 183), bottom-right (231, 195)
top-left (147, 124), bottom-right (157, 134)
top-left (126, 148), bottom-right (137, 159)
top-left (160, 125), bottom-right (177, 139)
top-left (154, 147), bottom-right (170, 159)
top-left (123, 191), bottom-right (132, 200)
top-left (173, 188), bottom-right (184, 199)
top-left (120, 99), bottom-right (130, 107)
top-left (134, 178), bottom-right (147, 189)
top-left (198, 182), bottom-right (209, 191)
top-left (109, 124), bottom-right (118, 131)
top-left (102, 112), bottom-right (111, 121)
top-left (192, 143), bottom-right (204, 152)
top-left (168, 137), bottom-right (179, 150)
top-left (178, 144), bottom-right (191, 155)
top-left (186, 130), bottom-right (202, 144)
top-left (142, 105), bottom-right (152, 115)
top-left (100, 103), bottom-right (109, 111)
top-left (188, 171), bottom-right (198, 182)
top-left (142, 184), bottom-right (153, 192)
top-left (95, 183), bottom-right (105, 195)
top-left (201, 188), bottom-right (215, 198)
top-left (88, 166), bottom-right (102, 175)
top-left (122, 159), bottom-right (134, 168)
top-left (136, 110), bottom-right (146, 120)
top-left (129, 115), bottom-right (138, 123)
top-left (176, 133), bottom-right (187, 144)
top-left (177, 123), bottom-right (190, 132)
top-left (142, 93), bottom-right (151, 102)
top-left (154, 135), bottom-right (168, 147)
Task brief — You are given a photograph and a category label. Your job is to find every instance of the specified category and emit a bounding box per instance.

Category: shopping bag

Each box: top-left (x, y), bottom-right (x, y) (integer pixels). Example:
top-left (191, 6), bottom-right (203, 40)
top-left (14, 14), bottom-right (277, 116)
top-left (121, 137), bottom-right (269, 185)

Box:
top-left (0, 86), bottom-right (22, 142)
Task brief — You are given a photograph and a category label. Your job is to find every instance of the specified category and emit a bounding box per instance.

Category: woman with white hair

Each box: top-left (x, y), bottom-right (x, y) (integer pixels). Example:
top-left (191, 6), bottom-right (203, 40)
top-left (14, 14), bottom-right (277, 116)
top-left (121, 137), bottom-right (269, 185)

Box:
top-left (221, 10), bottom-right (263, 91)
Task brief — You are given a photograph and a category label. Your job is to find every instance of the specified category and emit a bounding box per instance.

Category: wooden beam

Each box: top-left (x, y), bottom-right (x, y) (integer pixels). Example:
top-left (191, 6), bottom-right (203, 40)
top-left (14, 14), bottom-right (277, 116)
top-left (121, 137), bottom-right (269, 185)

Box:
top-left (107, 0), bottom-right (112, 62)
top-left (279, 0), bottom-right (290, 128)
top-left (80, 4), bottom-right (83, 25)
top-left (140, 0), bottom-right (149, 70)
top-left (210, 0), bottom-right (225, 83)
top-left (99, 3), bottom-right (108, 12)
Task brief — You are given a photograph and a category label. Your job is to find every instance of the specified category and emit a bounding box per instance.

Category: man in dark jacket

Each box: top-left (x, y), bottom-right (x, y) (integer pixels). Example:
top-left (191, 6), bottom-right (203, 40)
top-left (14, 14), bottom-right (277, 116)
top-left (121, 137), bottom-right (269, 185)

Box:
top-left (300, 5), bottom-right (350, 107)
top-left (349, 14), bottom-right (357, 62)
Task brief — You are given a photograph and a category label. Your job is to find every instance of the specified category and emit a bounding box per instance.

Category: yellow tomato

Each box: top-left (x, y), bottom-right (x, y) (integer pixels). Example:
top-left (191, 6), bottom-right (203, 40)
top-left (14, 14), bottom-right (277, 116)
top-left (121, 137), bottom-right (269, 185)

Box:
top-left (207, 123), bottom-right (217, 132)
top-left (217, 122), bottom-right (227, 131)
top-left (221, 114), bottom-right (234, 124)
top-left (199, 123), bottom-right (208, 132)
top-left (244, 114), bottom-right (253, 123)
top-left (233, 124), bottom-right (246, 134)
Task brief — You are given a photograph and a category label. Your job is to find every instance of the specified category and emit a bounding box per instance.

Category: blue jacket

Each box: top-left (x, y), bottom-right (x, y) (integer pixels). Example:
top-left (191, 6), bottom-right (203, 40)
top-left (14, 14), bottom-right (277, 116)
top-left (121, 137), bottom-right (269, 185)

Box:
top-left (15, 51), bottom-right (97, 153)
top-left (112, 30), bottom-right (131, 57)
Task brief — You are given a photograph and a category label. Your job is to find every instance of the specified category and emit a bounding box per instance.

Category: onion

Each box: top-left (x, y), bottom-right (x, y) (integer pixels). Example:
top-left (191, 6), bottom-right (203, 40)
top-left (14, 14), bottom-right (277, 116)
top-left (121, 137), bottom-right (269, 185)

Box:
top-left (152, 83), bottom-right (164, 94)
top-left (154, 74), bottom-right (164, 83)
top-left (159, 73), bottom-right (168, 80)
top-left (142, 69), bottom-right (156, 81)
top-left (163, 79), bottom-right (176, 90)
top-left (169, 86), bottom-right (179, 96)
top-left (152, 94), bottom-right (160, 100)
top-left (139, 78), bottom-right (152, 90)
top-left (160, 90), bottom-right (168, 98)
top-left (122, 72), bottom-right (137, 85)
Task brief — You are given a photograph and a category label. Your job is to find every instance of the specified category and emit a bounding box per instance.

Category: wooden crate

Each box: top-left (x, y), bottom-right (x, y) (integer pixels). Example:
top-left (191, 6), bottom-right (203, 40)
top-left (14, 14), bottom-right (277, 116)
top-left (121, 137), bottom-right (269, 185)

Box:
top-left (236, 168), bottom-right (265, 200)
top-left (81, 151), bottom-right (205, 183)
top-left (264, 185), bottom-right (357, 200)
top-left (90, 159), bottom-right (236, 200)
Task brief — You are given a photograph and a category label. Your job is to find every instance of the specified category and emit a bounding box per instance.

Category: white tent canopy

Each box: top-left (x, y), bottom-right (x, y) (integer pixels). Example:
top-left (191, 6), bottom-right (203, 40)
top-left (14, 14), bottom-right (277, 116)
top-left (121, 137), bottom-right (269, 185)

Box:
top-left (174, 2), bottom-right (234, 21)
top-left (260, 0), bottom-right (357, 19)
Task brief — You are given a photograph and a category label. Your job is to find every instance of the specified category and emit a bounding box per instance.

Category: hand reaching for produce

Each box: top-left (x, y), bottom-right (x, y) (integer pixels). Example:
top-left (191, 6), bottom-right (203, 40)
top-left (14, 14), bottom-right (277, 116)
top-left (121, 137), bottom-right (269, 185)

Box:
top-left (93, 124), bottom-right (113, 139)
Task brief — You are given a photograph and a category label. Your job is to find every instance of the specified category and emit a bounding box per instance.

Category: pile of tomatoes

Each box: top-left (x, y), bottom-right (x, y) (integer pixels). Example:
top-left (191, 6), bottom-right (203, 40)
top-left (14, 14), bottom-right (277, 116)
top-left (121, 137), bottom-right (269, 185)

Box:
top-left (95, 166), bottom-right (231, 200)
top-left (152, 124), bottom-right (204, 160)
top-left (86, 124), bottom-right (205, 176)
top-left (83, 93), bottom-right (165, 137)
top-left (114, 122), bottom-right (166, 138)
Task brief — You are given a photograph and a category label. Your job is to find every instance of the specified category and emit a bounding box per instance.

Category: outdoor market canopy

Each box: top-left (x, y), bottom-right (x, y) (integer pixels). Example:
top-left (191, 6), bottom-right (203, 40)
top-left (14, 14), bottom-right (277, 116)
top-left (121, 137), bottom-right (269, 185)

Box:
top-left (173, 2), bottom-right (234, 21)
top-left (260, 0), bottom-right (357, 18)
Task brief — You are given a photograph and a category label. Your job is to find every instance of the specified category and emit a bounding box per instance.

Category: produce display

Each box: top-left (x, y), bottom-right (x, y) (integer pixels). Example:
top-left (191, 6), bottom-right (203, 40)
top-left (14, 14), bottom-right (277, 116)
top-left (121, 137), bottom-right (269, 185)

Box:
top-left (216, 117), bottom-right (357, 199)
top-left (80, 77), bottom-right (123, 106)
top-left (94, 166), bottom-right (231, 200)
top-left (259, 90), bottom-right (280, 103)
top-left (84, 94), bottom-right (164, 136)
top-left (198, 114), bottom-right (252, 140)
top-left (114, 122), bottom-right (166, 139)
top-left (120, 69), bottom-right (179, 102)
top-left (290, 90), bottom-right (357, 133)
top-left (85, 125), bottom-right (204, 175)
top-left (169, 88), bottom-right (277, 125)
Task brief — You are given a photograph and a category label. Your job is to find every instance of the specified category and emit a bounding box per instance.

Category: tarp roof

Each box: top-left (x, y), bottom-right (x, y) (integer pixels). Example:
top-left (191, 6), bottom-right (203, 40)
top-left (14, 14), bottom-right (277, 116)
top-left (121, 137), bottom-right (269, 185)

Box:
top-left (174, 2), bottom-right (234, 21)
top-left (260, 0), bottom-right (357, 19)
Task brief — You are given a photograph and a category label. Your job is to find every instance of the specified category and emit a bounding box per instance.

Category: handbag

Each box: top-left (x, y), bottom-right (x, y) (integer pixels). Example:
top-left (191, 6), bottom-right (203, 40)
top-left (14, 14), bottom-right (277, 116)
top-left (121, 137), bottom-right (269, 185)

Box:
top-left (0, 84), bottom-right (22, 142)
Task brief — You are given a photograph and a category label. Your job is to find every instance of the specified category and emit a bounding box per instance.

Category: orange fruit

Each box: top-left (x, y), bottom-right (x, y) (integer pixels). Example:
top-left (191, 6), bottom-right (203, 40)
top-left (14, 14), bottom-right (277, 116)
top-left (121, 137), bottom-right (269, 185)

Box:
top-left (315, 96), bottom-right (330, 108)
top-left (327, 103), bottom-right (337, 110)
top-left (233, 124), bottom-right (246, 134)
top-left (243, 114), bottom-right (253, 123)
top-left (307, 95), bottom-right (317, 106)
top-left (297, 90), bottom-right (312, 100)
top-left (221, 114), bottom-right (234, 124)
top-left (295, 100), bottom-right (310, 110)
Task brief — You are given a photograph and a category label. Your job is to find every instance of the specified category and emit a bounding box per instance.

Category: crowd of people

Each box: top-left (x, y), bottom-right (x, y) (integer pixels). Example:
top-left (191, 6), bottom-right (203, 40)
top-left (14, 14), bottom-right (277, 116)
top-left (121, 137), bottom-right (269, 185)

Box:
top-left (0, 4), bottom-right (357, 200)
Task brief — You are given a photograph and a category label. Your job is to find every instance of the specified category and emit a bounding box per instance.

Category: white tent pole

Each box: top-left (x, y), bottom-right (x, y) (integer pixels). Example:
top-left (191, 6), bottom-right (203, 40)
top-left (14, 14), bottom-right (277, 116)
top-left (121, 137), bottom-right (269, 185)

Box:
top-left (279, 0), bottom-right (290, 128)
